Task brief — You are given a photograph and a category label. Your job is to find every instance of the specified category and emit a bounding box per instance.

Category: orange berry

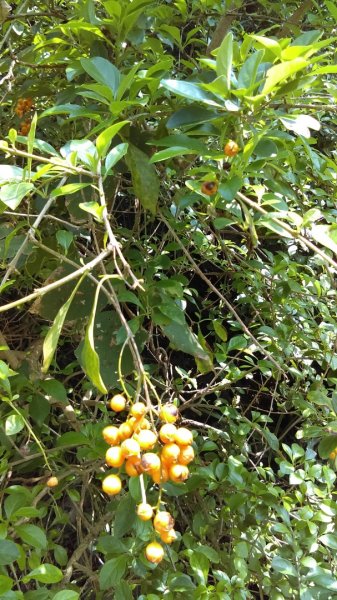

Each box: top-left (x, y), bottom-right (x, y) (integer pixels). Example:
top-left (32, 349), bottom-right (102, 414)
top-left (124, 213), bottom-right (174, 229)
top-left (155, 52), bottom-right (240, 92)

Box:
top-left (133, 417), bottom-right (151, 433)
top-left (130, 402), bottom-right (147, 418)
top-left (160, 528), bottom-right (177, 544)
top-left (201, 181), bottom-right (218, 196)
top-left (110, 394), bottom-right (127, 412)
top-left (153, 511), bottom-right (174, 533)
top-left (169, 464), bottom-right (189, 483)
top-left (105, 446), bottom-right (124, 468)
top-left (118, 421), bottom-right (133, 440)
top-left (121, 438), bottom-right (140, 458)
top-left (145, 541), bottom-right (164, 564)
top-left (159, 404), bottom-right (179, 424)
top-left (174, 427), bottom-right (193, 446)
top-left (151, 463), bottom-right (169, 484)
top-left (102, 474), bottom-right (122, 496)
top-left (137, 503), bottom-right (154, 521)
top-left (159, 423), bottom-right (177, 444)
top-left (178, 445), bottom-right (195, 465)
top-left (224, 139), bottom-right (239, 157)
top-left (46, 476), bottom-right (59, 488)
top-left (141, 452), bottom-right (161, 472)
top-left (161, 442), bottom-right (180, 464)
top-left (135, 429), bottom-right (158, 450)
top-left (125, 456), bottom-right (142, 477)
top-left (24, 97), bottom-right (33, 109)
top-left (102, 425), bottom-right (120, 445)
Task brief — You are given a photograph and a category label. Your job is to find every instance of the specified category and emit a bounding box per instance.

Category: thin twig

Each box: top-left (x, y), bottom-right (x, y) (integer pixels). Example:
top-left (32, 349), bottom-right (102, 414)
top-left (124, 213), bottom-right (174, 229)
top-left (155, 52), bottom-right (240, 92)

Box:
top-left (0, 144), bottom-right (95, 178)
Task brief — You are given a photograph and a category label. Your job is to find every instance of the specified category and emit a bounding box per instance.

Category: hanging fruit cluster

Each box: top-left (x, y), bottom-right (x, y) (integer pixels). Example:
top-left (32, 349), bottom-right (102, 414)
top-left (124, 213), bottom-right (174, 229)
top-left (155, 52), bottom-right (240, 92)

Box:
top-left (15, 97), bottom-right (33, 135)
top-left (101, 394), bottom-right (195, 564)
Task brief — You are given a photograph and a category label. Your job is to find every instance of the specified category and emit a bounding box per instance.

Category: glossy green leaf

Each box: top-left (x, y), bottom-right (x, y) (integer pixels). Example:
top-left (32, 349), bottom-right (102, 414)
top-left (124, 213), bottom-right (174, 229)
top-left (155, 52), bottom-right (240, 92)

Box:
top-left (79, 201), bottom-right (104, 221)
top-left (237, 49), bottom-right (264, 89)
top-left (24, 564), bottom-right (63, 584)
top-left (81, 282), bottom-right (108, 394)
top-left (15, 525), bottom-right (47, 550)
top-left (105, 142), bottom-right (129, 175)
top-left (0, 182), bottom-right (34, 209)
top-left (0, 540), bottom-right (20, 565)
top-left (126, 144), bottom-right (159, 214)
top-left (311, 224), bottom-right (337, 256)
top-left (99, 556), bottom-right (128, 590)
top-left (5, 414), bottom-right (24, 436)
top-left (50, 183), bottom-right (90, 198)
top-left (96, 121), bottom-right (129, 158)
top-left (114, 495), bottom-right (137, 538)
top-left (261, 58), bottom-right (308, 95)
top-left (216, 32), bottom-right (233, 91)
top-left (80, 57), bottom-right (121, 96)
top-left (53, 592), bottom-right (80, 600)
top-left (162, 321), bottom-right (210, 360)
top-left (42, 274), bottom-right (86, 373)
top-left (160, 79), bottom-right (222, 106)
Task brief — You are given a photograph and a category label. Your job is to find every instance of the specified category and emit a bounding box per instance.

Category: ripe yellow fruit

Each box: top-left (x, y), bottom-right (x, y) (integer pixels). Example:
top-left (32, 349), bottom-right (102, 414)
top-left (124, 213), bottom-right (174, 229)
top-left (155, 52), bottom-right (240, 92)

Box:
top-left (161, 442), bottom-right (180, 464)
top-left (137, 502), bottom-right (154, 521)
top-left (110, 394), bottom-right (127, 412)
top-left (145, 541), bottom-right (164, 564)
top-left (118, 421), bottom-right (133, 440)
top-left (133, 417), bottom-right (151, 433)
top-left (159, 404), bottom-right (179, 423)
top-left (121, 438), bottom-right (140, 458)
top-left (102, 474), bottom-right (122, 496)
top-left (178, 444), bottom-right (195, 465)
top-left (102, 425), bottom-right (120, 445)
top-left (141, 452), bottom-right (161, 472)
top-left (169, 464), bottom-right (189, 483)
top-left (151, 463), bottom-right (169, 484)
top-left (46, 476), bottom-right (59, 488)
top-left (125, 456), bottom-right (142, 477)
top-left (160, 528), bottom-right (177, 544)
top-left (159, 423), bottom-right (177, 444)
top-left (130, 402), bottom-right (147, 418)
top-left (105, 446), bottom-right (124, 468)
top-left (153, 511), bottom-right (175, 533)
top-left (224, 139), bottom-right (239, 157)
top-left (136, 429), bottom-right (158, 450)
top-left (174, 427), bottom-right (193, 446)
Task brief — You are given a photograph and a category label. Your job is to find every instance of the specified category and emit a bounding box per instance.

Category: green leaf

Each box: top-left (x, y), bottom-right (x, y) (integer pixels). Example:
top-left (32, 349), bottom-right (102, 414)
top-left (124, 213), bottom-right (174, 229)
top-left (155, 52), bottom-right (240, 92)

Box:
top-left (53, 592), bottom-right (80, 600)
top-left (81, 282), bottom-right (108, 394)
top-left (96, 121), bottom-right (129, 159)
top-left (105, 143), bottom-right (129, 175)
top-left (261, 58), bottom-right (308, 96)
top-left (189, 552), bottom-right (210, 586)
top-left (114, 581), bottom-right (133, 600)
top-left (99, 555), bottom-right (128, 590)
top-left (170, 574), bottom-right (196, 591)
top-left (79, 201), bottom-right (104, 221)
top-left (216, 32), bottom-right (233, 91)
top-left (319, 534), bottom-right (337, 550)
top-left (126, 144), bottom-right (159, 214)
top-left (0, 540), bottom-right (20, 565)
top-left (50, 183), bottom-right (90, 199)
top-left (25, 564), bottom-right (63, 584)
top-left (162, 321), bottom-right (210, 360)
top-left (42, 274), bottom-right (86, 373)
top-left (213, 320), bottom-right (228, 342)
top-left (114, 495), bottom-right (137, 538)
top-left (15, 525), bottom-right (47, 550)
top-left (0, 575), bottom-right (13, 593)
top-left (149, 147), bottom-right (197, 163)
top-left (272, 556), bottom-right (297, 577)
top-left (0, 182), bottom-right (34, 209)
top-left (5, 414), bottom-right (25, 436)
top-left (80, 57), bottom-right (121, 96)
top-left (311, 224), bottom-right (337, 256)
top-left (237, 50), bottom-right (264, 89)
top-left (318, 435), bottom-right (337, 459)
top-left (56, 432), bottom-right (90, 447)
top-left (160, 79), bottom-right (222, 106)
top-left (325, 0), bottom-right (337, 21)
top-left (280, 115), bottom-right (320, 138)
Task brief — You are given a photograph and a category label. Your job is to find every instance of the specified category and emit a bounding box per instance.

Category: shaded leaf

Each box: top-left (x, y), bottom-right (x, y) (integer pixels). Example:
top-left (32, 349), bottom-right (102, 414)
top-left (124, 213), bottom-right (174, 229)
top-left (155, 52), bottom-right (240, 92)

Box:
top-left (126, 145), bottom-right (159, 214)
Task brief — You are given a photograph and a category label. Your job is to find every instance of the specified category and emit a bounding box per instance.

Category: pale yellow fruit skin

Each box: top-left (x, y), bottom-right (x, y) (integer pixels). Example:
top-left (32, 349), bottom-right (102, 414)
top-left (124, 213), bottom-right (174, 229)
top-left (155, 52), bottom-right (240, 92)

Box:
top-left (46, 476), bottom-right (59, 488)
top-left (145, 541), bottom-right (164, 564)
top-left (102, 474), bottom-right (122, 495)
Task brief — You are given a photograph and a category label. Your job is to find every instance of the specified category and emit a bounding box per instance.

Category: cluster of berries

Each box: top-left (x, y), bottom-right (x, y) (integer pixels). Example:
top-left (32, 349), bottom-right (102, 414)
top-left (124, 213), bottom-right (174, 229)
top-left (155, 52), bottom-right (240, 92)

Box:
top-left (201, 139), bottom-right (240, 197)
top-left (15, 97), bottom-right (33, 135)
top-left (101, 394), bottom-right (195, 563)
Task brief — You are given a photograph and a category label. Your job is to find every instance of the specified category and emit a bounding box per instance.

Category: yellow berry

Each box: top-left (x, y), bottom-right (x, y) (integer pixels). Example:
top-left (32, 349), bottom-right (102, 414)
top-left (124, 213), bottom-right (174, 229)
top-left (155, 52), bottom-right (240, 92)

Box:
top-left (159, 404), bottom-right (179, 423)
top-left (145, 541), bottom-right (164, 564)
top-left (102, 474), bottom-right (122, 496)
top-left (153, 511), bottom-right (175, 533)
top-left (137, 503), bottom-right (154, 521)
top-left (224, 140), bottom-right (239, 156)
top-left (102, 425), bottom-right (120, 445)
top-left (169, 464), bottom-right (189, 483)
top-left (130, 402), bottom-right (147, 418)
top-left (135, 429), bottom-right (158, 450)
top-left (105, 446), bottom-right (124, 468)
top-left (160, 528), bottom-right (177, 544)
top-left (118, 421), bottom-right (133, 440)
top-left (133, 417), bottom-right (151, 433)
top-left (125, 456), bottom-right (142, 477)
top-left (110, 394), bottom-right (127, 412)
top-left (141, 452), bottom-right (161, 472)
top-left (46, 476), bottom-right (59, 488)
top-left (151, 463), bottom-right (169, 484)
top-left (161, 442), bottom-right (180, 464)
top-left (159, 423), bottom-right (177, 444)
top-left (120, 438), bottom-right (140, 458)
top-left (178, 445), bottom-right (195, 465)
top-left (174, 427), bottom-right (193, 446)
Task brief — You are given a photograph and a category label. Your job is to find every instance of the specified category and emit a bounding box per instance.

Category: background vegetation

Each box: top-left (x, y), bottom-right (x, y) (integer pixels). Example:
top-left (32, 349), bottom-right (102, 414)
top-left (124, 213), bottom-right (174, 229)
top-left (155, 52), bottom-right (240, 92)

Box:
top-left (1, 0), bottom-right (337, 598)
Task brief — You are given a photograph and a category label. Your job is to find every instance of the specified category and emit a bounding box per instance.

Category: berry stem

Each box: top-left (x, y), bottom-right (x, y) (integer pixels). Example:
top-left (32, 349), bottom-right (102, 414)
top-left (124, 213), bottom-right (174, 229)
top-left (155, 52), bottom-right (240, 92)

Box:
top-left (139, 473), bottom-right (147, 505)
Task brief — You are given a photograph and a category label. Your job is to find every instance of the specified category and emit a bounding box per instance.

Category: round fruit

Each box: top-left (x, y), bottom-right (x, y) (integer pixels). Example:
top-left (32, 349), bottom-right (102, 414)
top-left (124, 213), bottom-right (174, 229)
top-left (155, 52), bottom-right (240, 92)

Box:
top-left (161, 442), bottom-right (180, 464)
top-left (137, 502), bottom-right (154, 521)
top-left (153, 511), bottom-right (175, 533)
top-left (130, 402), bottom-right (147, 418)
top-left (136, 429), bottom-right (158, 450)
top-left (178, 444), bottom-right (195, 465)
top-left (201, 181), bottom-right (218, 196)
top-left (329, 450), bottom-right (336, 460)
top-left (133, 417), bottom-right (151, 432)
top-left (110, 394), bottom-right (127, 412)
top-left (174, 427), bottom-right (193, 446)
top-left (224, 139), bottom-right (239, 157)
top-left (159, 423), bottom-right (177, 444)
top-left (125, 456), bottom-right (142, 477)
top-left (169, 464), bottom-right (189, 483)
top-left (160, 528), bottom-right (177, 544)
top-left (151, 463), bottom-right (169, 484)
top-left (121, 438), bottom-right (140, 458)
top-left (141, 452), bottom-right (161, 472)
top-left (102, 425), bottom-right (120, 445)
top-left (102, 474), bottom-right (122, 496)
top-left (145, 541), bottom-right (164, 564)
top-left (118, 421), bottom-right (133, 440)
top-left (159, 404), bottom-right (179, 424)
top-left (46, 476), bottom-right (59, 488)
top-left (105, 446), bottom-right (124, 468)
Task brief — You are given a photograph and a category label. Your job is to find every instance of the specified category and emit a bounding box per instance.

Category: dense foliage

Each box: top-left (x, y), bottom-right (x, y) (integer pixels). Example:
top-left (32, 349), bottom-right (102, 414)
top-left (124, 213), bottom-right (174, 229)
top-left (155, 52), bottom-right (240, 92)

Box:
top-left (1, 0), bottom-right (337, 598)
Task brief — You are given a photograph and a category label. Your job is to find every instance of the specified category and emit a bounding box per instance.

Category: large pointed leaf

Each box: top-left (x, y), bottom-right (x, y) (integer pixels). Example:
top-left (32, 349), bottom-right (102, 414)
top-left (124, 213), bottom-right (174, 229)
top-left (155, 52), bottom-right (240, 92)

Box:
top-left (216, 32), bottom-right (233, 90)
top-left (81, 283), bottom-right (108, 394)
top-left (80, 57), bottom-right (121, 96)
top-left (0, 182), bottom-right (34, 209)
top-left (261, 58), bottom-right (308, 95)
top-left (126, 145), bottom-right (159, 214)
top-left (160, 79), bottom-right (222, 106)
top-left (162, 321), bottom-right (210, 360)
